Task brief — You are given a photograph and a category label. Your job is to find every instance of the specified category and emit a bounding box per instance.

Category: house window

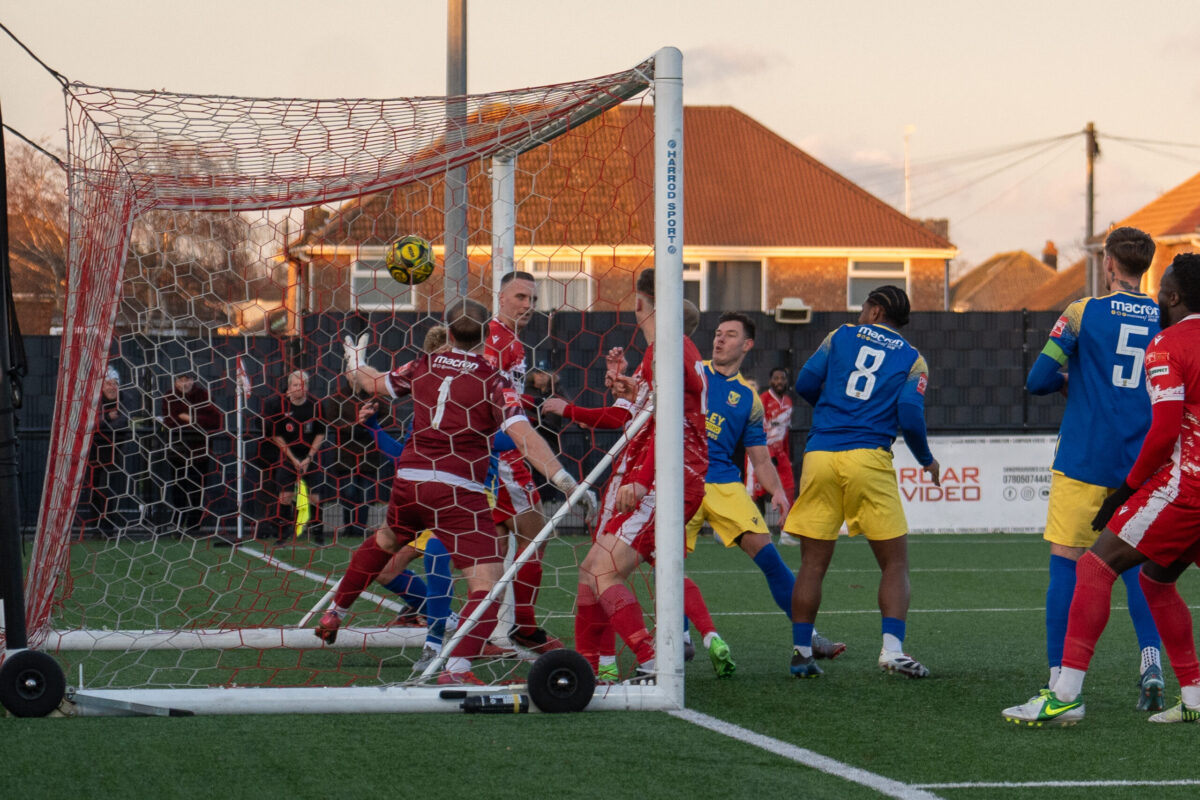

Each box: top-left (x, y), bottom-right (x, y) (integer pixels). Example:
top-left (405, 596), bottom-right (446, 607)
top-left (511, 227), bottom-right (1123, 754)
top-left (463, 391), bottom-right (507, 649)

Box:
top-left (683, 261), bottom-right (701, 308)
top-left (848, 260), bottom-right (908, 309)
top-left (351, 259), bottom-right (414, 311)
top-left (707, 261), bottom-right (763, 312)
top-left (522, 259), bottom-right (593, 312)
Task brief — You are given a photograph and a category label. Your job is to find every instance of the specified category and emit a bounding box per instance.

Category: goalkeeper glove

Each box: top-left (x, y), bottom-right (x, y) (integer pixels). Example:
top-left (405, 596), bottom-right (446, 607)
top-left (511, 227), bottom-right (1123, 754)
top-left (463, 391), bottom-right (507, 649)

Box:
top-left (551, 469), bottom-right (599, 524)
top-left (1092, 481), bottom-right (1136, 532)
top-left (343, 333), bottom-right (369, 374)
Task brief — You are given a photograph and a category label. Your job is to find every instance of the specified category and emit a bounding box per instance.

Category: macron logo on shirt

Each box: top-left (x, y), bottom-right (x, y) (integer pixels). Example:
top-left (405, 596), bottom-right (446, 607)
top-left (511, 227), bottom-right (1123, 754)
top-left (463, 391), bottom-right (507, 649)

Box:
top-left (433, 354), bottom-right (480, 372)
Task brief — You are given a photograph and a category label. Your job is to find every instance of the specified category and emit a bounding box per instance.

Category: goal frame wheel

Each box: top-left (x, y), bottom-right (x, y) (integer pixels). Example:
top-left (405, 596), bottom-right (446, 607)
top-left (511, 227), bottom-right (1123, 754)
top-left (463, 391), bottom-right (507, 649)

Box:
top-left (526, 649), bottom-right (595, 713)
top-left (0, 649), bottom-right (67, 717)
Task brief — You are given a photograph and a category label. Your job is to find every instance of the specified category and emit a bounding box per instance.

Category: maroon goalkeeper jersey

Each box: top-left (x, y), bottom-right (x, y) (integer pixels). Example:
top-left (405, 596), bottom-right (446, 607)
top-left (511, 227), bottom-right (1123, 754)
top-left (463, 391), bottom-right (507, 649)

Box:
top-left (385, 349), bottom-right (528, 486)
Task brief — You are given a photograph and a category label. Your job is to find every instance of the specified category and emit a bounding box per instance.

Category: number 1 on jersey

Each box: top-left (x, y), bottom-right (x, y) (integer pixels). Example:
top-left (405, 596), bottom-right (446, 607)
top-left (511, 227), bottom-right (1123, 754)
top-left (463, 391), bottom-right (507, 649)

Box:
top-left (431, 375), bottom-right (454, 429)
top-left (846, 345), bottom-right (885, 400)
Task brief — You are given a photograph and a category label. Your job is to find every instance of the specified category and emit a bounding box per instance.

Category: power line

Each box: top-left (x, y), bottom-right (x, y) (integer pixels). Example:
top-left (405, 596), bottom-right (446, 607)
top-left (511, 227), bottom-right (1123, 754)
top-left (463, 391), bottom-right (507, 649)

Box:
top-left (911, 135), bottom-right (1079, 212)
top-left (1100, 133), bottom-right (1200, 150)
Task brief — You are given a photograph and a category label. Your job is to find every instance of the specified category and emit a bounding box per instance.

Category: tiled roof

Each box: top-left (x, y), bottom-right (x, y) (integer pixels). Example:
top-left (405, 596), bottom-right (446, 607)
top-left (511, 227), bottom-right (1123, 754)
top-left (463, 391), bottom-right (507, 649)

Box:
top-left (313, 105), bottom-right (954, 252)
top-left (1116, 170), bottom-right (1200, 237)
top-left (1015, 258), bottom-right (1086, 311)
top-left (950, 251), bottom-right (1055, 310)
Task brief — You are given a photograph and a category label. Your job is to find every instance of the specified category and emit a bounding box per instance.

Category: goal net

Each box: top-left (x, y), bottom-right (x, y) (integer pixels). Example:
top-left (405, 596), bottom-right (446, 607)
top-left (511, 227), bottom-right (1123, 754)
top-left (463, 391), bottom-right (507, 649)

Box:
top-left (4, 48), bottom-right (687, 715)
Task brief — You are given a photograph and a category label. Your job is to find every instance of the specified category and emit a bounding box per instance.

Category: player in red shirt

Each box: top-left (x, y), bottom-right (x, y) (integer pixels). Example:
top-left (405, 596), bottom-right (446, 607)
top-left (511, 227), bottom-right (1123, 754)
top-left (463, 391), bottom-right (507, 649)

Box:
top-left (1003, 253), bottom-right (1200, 725)
top-left (572, 269), bottom-right (709, 681)
top-left (313, 299), bottom-right (590, 684)
top-left (484, 271), bottom-right (561, 653)
top-left (759, 367), bottom-right (795, 504)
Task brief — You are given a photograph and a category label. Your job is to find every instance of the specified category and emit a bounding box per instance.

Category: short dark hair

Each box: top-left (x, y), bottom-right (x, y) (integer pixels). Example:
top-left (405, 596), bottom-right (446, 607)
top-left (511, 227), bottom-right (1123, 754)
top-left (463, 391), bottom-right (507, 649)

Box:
top-left (865, 285), bottom-right (911, 327)
top-left (718, 311), bottom-right (755, 340)
top-left (500, 270), bottom-right (536, 288)
top-left (635, 269), bottom-right (655, 301)
top-left (1170, 253), bottom-right (1200, 312)
top-left (444, 298), bottom-right (489, 348)
top-left (770, 366), bottom-right (788, 379)
top-left (1105, 227), bottom-right (1156, 277)
top-left (683, 300), bottom-right (700, 336)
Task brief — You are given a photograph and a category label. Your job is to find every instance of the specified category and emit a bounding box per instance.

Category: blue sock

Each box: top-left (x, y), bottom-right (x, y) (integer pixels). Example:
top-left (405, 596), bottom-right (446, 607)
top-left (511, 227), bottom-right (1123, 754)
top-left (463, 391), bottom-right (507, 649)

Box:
top-left (423, 538), bottom-right (453, 646)
top-left (882, 617), bottom-right (905, 651)
top-left (1046, 554), bottom-right (1077, 669)
top-left (1121, 564), bottom-right (1162, 653)
top-left (792, 622), bottom-right (814, 650)
top-left (382, 570), bottom-right (427, 613)
top-left (752, 543), bottom-right (795, 616)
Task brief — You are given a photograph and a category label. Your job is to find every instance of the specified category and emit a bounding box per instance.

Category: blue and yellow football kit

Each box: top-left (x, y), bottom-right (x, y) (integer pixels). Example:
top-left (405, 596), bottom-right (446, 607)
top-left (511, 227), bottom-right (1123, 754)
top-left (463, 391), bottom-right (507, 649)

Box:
top-left (685, 362), bottom-right (771, 550)
top-left (1027, 291), bottom-right (1158, 546)
top-left (783, 322), bottom-right (932, 541)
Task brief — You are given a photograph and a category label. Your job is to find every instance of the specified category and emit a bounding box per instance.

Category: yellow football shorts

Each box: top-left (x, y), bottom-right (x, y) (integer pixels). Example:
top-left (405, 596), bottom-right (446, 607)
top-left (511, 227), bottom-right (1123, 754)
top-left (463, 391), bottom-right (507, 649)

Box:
top-left (1044, 472), bottom-right (1110, 548)
top-left (407, 529), bottom-right (436, 554)
top-left (783, 448), bottom-right (908, 541)
top-left (685, 482), bottom-right (770, 551)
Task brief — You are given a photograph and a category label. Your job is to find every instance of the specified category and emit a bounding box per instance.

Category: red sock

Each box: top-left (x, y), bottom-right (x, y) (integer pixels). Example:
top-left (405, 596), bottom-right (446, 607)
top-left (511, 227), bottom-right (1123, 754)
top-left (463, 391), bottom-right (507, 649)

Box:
top-left (599, 584), bottom-right (655, 663)
top-left (1061, 551), bottom-right (1118, 672)
top-left (333, 536), bottom-right (393, 610)
top-left (512, 558), bottom-right (543, 632)
top-left (684, 577), bottom-right (717, 637)
top-left (449, 590), bottom-right (499, 661)
top-left (574, 583), bottom-right (607, 671)
top-left (1140, 571), bottom-right (1200, 687)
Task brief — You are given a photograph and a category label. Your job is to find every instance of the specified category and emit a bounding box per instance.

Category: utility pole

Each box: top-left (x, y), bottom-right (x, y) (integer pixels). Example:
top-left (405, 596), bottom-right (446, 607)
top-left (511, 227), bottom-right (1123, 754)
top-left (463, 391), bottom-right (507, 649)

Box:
top-left (1085, 121), bottom-right (1099, 297)
top-left (444, 0), bottom-right (468, 307)
top-left (904, 124), bottom-right (915, 216)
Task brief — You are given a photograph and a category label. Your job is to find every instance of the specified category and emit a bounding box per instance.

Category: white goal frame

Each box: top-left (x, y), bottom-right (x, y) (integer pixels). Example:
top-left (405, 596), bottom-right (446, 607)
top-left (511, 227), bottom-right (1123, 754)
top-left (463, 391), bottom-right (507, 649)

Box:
top-left (49, 46), bottom-right (686, 716)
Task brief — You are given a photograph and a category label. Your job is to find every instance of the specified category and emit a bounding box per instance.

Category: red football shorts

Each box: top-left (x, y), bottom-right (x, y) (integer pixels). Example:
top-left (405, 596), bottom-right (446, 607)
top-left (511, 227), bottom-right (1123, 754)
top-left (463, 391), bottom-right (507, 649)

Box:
top-left (1112, 469), bottom-right (1200, 566)
top-left (386, 479), bottom-right (500, 570)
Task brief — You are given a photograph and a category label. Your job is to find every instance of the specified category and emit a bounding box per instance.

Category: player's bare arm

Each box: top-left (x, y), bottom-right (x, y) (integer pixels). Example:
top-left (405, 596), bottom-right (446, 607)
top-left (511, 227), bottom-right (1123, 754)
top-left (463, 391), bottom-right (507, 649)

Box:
top-left (924, 458), bottom-right (941, 487)
top-left (746, 444), bottom-right (790, 518)
top-left (507, 418), bottom-right (597, 516)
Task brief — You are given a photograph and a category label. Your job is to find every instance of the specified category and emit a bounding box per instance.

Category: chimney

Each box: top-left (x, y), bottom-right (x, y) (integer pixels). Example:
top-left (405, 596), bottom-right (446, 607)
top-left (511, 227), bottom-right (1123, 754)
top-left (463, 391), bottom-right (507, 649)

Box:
top-left (919, 218), bottom-right (950, 241)
top-left (1042, 240), bottom-right (1058, 270)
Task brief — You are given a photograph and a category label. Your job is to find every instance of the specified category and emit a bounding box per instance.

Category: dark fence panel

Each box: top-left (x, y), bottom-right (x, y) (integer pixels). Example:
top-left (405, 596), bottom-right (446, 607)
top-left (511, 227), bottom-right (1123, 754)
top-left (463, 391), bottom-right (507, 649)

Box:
top-left (16, 311), bottom-right (1067, 531)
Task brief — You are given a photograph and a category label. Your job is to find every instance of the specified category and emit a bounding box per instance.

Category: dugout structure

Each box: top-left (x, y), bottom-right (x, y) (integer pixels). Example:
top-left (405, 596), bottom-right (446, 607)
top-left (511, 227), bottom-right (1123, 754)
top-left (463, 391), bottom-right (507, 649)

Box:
top-left (1, 48), bottom-right (688, 715)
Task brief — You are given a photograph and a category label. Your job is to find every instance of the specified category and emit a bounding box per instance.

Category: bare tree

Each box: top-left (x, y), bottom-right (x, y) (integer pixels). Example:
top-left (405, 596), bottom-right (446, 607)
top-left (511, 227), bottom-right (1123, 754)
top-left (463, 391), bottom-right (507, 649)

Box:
top-left (5, 139), bottom-right (69, 330)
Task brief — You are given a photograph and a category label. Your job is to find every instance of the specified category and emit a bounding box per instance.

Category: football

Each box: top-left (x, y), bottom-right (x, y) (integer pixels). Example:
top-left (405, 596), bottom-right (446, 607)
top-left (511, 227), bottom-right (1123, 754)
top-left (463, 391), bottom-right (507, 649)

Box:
top-left (385, 235), bottom-right (437, 285)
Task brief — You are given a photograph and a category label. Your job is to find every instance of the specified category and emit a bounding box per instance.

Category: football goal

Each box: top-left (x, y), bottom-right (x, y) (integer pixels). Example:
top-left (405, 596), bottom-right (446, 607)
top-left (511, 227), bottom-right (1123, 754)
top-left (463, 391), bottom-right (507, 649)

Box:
top-left (1, 47), bottom-right (688, 716)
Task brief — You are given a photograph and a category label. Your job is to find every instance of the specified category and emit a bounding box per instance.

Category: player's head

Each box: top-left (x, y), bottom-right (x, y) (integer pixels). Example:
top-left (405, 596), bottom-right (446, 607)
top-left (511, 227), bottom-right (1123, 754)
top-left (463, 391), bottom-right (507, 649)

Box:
top-left (422, 324), bottom-right (449, 354)
top-left (174, 371), bottom-right (196, 394)
top-left (859, 285), bottom-right (910, 328)
top-left (525, 368), bottom-right (554, 394)
top-left (1157, 253), bottom-right (1200, 328)
top-left (497, 270), bottom-right (537, 331)
top-left (712, 311), bottom-right (755, 371)
top-left (445, 298), bottom-right (490, 349)
top-left (1103, 227), bottom-right (1155, 287)
top-left (286, 370), bottom-right (309, 402)
top-left (768, 367), bottom-right (789, 395)
top-left (683, 299), bottom-right (700, 336)
top-left (634, 269), bottom-right (656, 330)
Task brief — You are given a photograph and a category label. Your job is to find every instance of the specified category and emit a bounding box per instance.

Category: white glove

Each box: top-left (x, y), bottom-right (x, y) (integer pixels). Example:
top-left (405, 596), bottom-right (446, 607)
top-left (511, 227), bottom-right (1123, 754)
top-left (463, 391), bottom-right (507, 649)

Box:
top-left (551, 469), bottom-right (599, 524)
top-left (343, 333), bottom-right (368, 375)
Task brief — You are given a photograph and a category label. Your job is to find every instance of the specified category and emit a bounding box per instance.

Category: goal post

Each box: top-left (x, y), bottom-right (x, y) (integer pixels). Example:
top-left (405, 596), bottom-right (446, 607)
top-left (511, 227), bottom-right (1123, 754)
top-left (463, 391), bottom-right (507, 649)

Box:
top-left (5, 47), bottom-right (687, 716)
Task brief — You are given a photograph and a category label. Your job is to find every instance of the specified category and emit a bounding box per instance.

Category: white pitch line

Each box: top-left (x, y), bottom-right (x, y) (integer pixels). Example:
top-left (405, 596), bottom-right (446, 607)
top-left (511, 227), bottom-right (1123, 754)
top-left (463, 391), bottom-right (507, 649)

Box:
top-left (707, 604), bottom-right (1200, 617)
top-left (671, 709), bottom-right (944, 800)
top-left (235, 544), bottom-right (405, 613)
top-left (916, 780), bottom-right (1200, 789)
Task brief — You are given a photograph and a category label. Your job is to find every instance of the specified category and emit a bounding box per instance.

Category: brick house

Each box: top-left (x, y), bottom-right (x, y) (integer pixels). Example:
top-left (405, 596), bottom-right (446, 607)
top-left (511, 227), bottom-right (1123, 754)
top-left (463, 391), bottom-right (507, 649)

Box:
top-left (293, 105), bottom-right (956, 316)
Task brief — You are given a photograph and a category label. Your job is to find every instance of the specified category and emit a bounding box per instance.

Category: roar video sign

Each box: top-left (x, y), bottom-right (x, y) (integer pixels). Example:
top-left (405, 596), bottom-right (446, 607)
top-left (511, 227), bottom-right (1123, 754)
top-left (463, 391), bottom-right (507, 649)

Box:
top-left (890, 435), bottom-right (1057, 533)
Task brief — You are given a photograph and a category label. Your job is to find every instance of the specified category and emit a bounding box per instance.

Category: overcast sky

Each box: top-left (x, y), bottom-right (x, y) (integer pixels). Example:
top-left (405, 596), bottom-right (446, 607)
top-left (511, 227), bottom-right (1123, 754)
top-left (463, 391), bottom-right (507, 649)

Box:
top-left (3, 0), bottom-right (1199, 271)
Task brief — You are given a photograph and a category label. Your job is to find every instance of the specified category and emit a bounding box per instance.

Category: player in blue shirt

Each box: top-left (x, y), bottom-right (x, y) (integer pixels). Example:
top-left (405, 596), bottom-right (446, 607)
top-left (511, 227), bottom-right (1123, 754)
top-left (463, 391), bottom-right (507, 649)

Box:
top-left (783, 286), bottom-right (939, 679)
top-left (1017, 225), bottom-right (1163, 715)
top-left (686, 312), bottom-right (845, 674)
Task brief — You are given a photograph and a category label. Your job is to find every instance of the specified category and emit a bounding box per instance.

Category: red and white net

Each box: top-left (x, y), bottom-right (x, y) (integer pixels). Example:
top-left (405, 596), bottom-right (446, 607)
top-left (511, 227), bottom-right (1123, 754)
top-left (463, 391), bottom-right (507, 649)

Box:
top-left (12, 60), bottom-right (670, 690)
